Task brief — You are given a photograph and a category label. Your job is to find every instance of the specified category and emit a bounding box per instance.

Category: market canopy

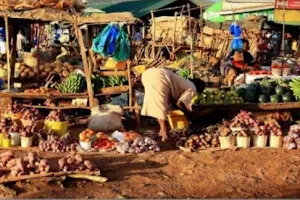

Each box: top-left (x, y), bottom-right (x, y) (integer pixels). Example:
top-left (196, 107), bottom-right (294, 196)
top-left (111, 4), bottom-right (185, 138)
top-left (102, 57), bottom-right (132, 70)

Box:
top-left (0, 8), bottom-right (138, 24)
top-left (87, 0), bottom-right (213, 18)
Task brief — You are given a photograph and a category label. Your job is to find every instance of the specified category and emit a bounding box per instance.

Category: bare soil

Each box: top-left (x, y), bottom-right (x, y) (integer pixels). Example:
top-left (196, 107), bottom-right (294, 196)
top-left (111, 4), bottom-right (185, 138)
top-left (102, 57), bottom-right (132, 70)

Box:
top-left (1, 147), bottom-right (300, 198)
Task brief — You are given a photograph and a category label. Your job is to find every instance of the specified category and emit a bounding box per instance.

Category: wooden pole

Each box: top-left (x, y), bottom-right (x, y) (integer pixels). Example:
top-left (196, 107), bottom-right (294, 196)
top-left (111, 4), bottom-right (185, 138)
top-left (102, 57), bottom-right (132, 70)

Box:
top-left (187, 3), bottom-right (194, 78)
top-left (4, 15), bottom-right (10, 91)
top-left (74, 23), bottom-right (95, 108)
top-left (200, 5), bottom-right (204, 57)
top-left (151, 10), bottom-right (155, 60)
top-left (172, 11), bottom-right (178, 61)
top-left (36, 24), bottom-right (41, 87)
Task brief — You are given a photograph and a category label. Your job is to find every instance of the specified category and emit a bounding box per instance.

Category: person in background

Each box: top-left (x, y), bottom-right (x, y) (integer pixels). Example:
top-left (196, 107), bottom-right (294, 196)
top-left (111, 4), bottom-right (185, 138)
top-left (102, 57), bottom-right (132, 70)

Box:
top-left (0, 27), bottom-right (6, 55)
top-left (17, 30), bottom-right (27, 58)
top-left (141, 67), bottom-right (205, 141)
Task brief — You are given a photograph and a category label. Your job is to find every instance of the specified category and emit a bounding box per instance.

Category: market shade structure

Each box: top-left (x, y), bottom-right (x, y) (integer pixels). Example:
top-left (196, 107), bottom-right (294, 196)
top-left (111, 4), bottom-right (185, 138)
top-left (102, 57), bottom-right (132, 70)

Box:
top-left (0, 8), bottom-right (138, 25)
top-left (87, 0), bottom-right (214, 18)
top-left (274, 0), bottom-right (300, 25)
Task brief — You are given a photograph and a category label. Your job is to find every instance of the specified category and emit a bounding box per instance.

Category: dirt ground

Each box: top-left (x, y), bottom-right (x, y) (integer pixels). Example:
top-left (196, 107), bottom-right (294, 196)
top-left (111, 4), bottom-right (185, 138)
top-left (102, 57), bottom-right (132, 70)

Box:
top-left (1, 147), bottom-right (300, 198)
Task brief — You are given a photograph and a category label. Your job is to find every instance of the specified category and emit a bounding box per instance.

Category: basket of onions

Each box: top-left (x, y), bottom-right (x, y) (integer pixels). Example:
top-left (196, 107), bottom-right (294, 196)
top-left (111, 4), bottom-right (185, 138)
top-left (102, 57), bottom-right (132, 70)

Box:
top-left (21, 108), bottom-right (44, 129)
top-left (20, 126), bottom-right (34, 148)
top-left (44, 110), bottom-right (68, 137)
top-left (2, 128), bottom-right (11, 148)
top-left (252, 124), bottom-right (268, 148)
top-left (235, 129), bottom-right (251, 148)
top-left (79, 129), bottom-right (96, 151)
top-left (283, 124), bottom-right (300, 150)
top-left (0, 118), bottom-right (12, 146)
top-left (218, 121), bottom-right (234, 149)
top-left (9, 121), bottom-right (22, 146)
top-left (265, 119), bottom-right (283, 148)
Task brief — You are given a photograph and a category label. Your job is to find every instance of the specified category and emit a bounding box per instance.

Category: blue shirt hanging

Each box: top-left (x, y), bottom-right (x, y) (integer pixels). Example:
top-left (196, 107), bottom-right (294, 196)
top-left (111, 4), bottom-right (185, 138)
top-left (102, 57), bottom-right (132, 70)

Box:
top-left (0, 28), bottom-right (6, 42)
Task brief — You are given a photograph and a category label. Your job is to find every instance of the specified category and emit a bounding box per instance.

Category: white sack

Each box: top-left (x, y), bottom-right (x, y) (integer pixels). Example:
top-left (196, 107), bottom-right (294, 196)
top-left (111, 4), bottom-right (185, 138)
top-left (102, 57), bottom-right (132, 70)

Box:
top-left (88, 104), bottom-right (124, 132)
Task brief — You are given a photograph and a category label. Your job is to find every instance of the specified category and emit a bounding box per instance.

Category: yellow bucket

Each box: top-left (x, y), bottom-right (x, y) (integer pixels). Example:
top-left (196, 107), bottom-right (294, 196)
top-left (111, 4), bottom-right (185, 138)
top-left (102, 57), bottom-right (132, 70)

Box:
top-left (44, 120), bottom-right (68, 137)
top-left (2, 138), bottom-right (11, 148)
top-left (3, 113), bottom-right (22, 121)
top-left (0, 133), bottom-right (3, 146)
top-left (167, 110), bottom-right (189, 130)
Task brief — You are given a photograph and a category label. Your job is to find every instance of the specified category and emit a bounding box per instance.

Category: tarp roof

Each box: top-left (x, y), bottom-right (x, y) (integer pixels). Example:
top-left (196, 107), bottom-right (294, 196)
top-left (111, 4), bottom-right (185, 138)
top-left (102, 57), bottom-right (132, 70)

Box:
top-left (0, 8), bottom-right (138, 24)
top-left (87, 0), bottom-right (214, 17)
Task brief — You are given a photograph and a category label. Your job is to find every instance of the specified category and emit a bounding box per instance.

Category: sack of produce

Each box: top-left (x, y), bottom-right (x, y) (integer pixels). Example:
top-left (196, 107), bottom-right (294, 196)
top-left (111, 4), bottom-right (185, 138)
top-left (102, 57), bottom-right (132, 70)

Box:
top-left (88, 104), bottom-right (124, 132)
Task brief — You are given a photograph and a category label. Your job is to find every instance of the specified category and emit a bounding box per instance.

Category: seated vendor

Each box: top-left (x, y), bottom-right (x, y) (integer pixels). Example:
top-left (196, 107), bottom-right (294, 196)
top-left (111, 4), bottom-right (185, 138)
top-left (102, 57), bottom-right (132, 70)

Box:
top-left (220, 39), bottom-right (258, 86)
top-left (141, 67), bottom-right (205, 141)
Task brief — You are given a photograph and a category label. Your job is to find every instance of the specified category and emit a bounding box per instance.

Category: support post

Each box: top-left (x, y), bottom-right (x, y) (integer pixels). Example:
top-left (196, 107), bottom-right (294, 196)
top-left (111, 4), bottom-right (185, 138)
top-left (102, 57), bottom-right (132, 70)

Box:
top-left (187, 3), bottom-right (194, 78)
top-left (4, 15), bottom-right (10, 91)
top-left (151, 10), bottom-right (155, 60)
top-left (74, 23), bottom-right (95, 108)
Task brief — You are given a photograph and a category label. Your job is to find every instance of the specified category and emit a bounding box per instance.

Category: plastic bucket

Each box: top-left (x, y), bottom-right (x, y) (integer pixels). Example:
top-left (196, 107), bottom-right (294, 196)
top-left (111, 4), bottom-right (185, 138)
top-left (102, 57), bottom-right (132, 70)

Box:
top-left (253, 135), bottom-right (268, 148)
top-left (237, 136), bottom-right (250, 148)
top-left (219, 136), bottom-right (234, 149)
top-left (269, 135), bottom-right (283, 148)
top-left (80, 141), bottom-right (92, 151)
top-left (44, 120), bottom-right (68, 137)
top-left (21, 136), bottom-right (33, 148)
top-left (9, 132), bottom-right (20, 146)
top-left (2, 138), bottom-right (11, 148)
top-left (0, 133), bottom-right (3, 146)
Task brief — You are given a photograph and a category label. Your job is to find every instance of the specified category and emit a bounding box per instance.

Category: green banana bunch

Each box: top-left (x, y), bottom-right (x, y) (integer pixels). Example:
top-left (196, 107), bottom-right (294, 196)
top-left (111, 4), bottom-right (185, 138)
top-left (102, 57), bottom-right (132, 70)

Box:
top-left (289, 78), bottom-right (300, 101)
top-left (56, 73), bottom-right (86, 93)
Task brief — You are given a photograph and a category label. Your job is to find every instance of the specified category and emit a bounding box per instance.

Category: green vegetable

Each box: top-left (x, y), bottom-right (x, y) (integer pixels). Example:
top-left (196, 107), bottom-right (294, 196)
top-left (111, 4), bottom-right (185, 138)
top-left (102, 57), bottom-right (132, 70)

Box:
top-left (259, 94), bottom-right (268, 103)
top-left (275, 86), bottom-right (285, 96)
top-left (282, 93), bottom-right (293, 102)
top-left (270, 95), bottom-right (281, 103)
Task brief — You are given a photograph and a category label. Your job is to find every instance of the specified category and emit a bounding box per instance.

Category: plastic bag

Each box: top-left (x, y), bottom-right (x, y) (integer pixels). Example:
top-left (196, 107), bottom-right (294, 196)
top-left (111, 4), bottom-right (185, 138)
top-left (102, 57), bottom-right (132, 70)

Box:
top-left (113, 25), bottom-right (130, 61)
top-left (88, 104), bottom-right (124, 132)
top-left (92, 24), bottom-right (119, 57)
top-left (230, 22), bottom-right (243, 51)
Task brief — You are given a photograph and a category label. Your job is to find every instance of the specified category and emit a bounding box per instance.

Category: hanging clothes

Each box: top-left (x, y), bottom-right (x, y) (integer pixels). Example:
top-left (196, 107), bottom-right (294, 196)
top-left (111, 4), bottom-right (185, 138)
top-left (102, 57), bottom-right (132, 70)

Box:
top-left (229, 22), bottom-right (243, 51)
top-left (0, 27), bottom-right (6, 54)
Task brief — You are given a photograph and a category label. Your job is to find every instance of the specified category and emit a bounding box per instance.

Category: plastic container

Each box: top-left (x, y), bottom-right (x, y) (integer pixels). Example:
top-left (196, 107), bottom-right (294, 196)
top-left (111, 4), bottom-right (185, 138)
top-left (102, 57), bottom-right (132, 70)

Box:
top-left (80, 141), bottom-right (92, 151)
top-left (236, 136), bottom-right (250, 148)
top-left (219, 136), bottom-right (234, 149)
top-left (167, 110), bottom-right (189, 130)
top-left (269, 135), bottom-right (283, 148)
top-left (253, 135), bottom-right (268, 148)
top-left (0, 133), bottom-right (3, 146)
top-left (9, 132), bottom-right (20, 146)
top-left (44, 120), bottom-right (68, 137)
top-left (3, 113), bottom-right (22, 121)
top-left (21, 136), bottom-right (33, 148)
top-left (2, 138), bottom-right (11, 148)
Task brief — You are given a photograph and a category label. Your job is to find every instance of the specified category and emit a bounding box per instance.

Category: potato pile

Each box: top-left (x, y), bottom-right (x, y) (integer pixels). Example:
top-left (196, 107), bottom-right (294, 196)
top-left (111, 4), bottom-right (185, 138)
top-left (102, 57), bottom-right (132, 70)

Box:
top-left (46, 110), bottom-right (66, 122)
top-left (0, 151), bottom-right (50, 177)
top-left (116, 137), bottom-right (160, 154)
top-left (39, 133), bottom-right (77, 153)
top-left (168, 128), bottom-right (193, 141)
top-left (39, 61), bottom-right (76, 78)
top-left (58, 154), bottom-right (98, 172)
top-left (178, 134), bottom-right (220, 150)
top-left (284, 124), bottom-right (300, 149)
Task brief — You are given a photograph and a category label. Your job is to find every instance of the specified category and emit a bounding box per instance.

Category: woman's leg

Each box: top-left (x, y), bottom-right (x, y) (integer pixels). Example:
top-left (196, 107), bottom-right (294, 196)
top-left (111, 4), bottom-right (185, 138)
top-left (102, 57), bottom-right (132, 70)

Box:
top-left (158, 119), bottom-right (168, 141)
